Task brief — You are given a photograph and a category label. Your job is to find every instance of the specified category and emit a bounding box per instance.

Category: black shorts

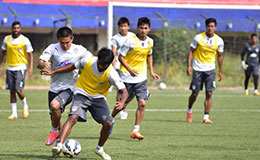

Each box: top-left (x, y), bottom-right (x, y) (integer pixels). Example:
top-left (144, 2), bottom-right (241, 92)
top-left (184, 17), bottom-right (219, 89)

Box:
top-left (245, 64), bottom-right (259, 77)
top-left (6, 70), bottom-right (26, 90)
top-left (48, 88), bottom-right (73, 114)
top-left (189, 69), bottom-right (216, 92)
top-left (69, 93), bottom-right (113, 123)
top-left (124, 80), bottom-right (150, 103)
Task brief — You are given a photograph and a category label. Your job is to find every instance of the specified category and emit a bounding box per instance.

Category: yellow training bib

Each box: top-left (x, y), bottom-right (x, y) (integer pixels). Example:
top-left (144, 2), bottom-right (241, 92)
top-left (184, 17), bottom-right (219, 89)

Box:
top-left (6, 35), bottom-right (28, 66)
top-left (193, 32), bottom-right (218, 64)
top-left (76, 57), bottom-right (112, 97)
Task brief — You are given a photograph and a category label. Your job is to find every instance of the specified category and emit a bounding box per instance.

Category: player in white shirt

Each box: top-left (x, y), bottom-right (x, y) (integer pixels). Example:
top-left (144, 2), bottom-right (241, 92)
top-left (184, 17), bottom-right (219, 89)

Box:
top-left (186, 18), bottom-right (224, 124)
top-left (0, 21), bottom-right (34, 120)
top-left (111, 17), bottom-right (160, 140)
top-left (42, 48), bottom-right (128, 160)
top-left (111, 17), bottom-right (135, 120)
top-left (37, 27), bottom-right (92, 146)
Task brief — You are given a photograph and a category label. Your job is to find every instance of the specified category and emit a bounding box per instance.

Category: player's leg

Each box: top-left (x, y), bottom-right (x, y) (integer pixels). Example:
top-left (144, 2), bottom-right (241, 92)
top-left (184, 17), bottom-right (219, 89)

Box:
top-left (244, 66), bottom-right (252, 95)
top-left (130, 80), bottom-right (148, 140)
top-left (46, 89), bottom-right (73, 146)
top-left (252, 65), bottom-right (260, 95)
top-left (203, 69), bottom-right (216, 124)
top-left (53, 93), bottom-right (86, 157)
top-left (187, 70), bottom-right (202, 122)
top-left (6, 70), bottom-right (18, 119)
top-left (15, 70), bottom-right (29, 118)
top-left (89, 98), bottom-right (112, 160)
top-left (110, 82), bottom-right (134, 134)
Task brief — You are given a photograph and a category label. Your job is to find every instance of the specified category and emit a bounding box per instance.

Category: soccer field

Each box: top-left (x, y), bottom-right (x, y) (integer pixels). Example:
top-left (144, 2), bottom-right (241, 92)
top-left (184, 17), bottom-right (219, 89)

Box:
top-left (0, 89), bottom-right (259, 160)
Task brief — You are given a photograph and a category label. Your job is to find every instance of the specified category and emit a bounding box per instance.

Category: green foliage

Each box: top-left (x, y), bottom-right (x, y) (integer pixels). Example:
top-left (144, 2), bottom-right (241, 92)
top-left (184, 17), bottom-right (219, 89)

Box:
top-left (153, 26), bottom-right (197, 64)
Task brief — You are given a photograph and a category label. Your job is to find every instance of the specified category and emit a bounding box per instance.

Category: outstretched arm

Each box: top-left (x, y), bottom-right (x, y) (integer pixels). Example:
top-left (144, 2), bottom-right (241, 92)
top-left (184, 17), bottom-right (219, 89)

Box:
top-left (147, 54), bottom-right (160, 80)
top-left (41, 64), bottom-right (75, 75)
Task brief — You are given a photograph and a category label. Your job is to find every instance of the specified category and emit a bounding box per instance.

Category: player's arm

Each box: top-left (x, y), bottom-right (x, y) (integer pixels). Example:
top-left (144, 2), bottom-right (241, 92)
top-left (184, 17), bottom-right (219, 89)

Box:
top-left (217, 51), bottom-right (223, 81)
top-left (37, 59), bottom-right (51, 70)
top-left (119, 54), bottom-right (138, 76)
top-left (147, 54), bottom-right (160, 80)
top-left (241, 46), bottom-right (248, 70)
top-left (0, 50), bottom-right (6, 65)
top-left (187, 47), bottom-right (195, 76)
top-left (27, 51), bottom-right (33, 78)
top-left (41, 64), bottom-right (75, 75)
top-left (111, 45), bottom-right (117, 68)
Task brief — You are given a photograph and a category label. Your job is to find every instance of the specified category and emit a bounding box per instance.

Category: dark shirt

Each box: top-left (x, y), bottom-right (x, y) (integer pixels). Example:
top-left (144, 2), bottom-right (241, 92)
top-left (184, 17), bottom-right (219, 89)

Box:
top-left (241, 43), bottom-right (260, 65)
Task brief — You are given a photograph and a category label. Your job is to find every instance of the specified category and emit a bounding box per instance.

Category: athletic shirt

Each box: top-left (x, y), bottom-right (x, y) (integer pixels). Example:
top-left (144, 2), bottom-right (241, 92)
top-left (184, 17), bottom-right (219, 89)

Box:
top-left (111, 32), bottom-right (135, 69)
top-left (241, 43), bottom-right (260, 65)
top-left (119, 35), bottom-right (153, 83)
top-left (1, 34), bottom-right (33, 71)
top-left (39, 43), bottom-right (92, 93)
top-left (191, 32), bottom-right (224, 71)
top-left (74, 57), bottom-right (125, 99)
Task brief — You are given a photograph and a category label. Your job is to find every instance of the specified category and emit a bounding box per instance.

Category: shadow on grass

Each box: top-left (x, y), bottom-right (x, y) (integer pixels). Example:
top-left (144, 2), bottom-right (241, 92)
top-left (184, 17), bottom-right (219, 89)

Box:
top-left (0, 153), bottom-right (93, 160)
top-left (71, 136), bottom-right (135, 142)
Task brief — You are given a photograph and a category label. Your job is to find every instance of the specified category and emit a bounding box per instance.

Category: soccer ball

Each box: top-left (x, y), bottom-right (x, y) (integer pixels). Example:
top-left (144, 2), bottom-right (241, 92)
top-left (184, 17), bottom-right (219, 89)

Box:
top-left (63, 139), bottom-right (81, 158)
top-left (158, 82), bottom-right (167, 90)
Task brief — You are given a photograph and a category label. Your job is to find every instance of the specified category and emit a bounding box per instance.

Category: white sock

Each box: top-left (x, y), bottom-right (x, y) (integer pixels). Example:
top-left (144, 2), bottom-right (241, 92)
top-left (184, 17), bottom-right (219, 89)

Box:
top-left (96, 145), bottom-right (103, 152)
top-left (187, 108), bottom-right (192, 113)
top-left (56, 142), bottom-right (64, 149)
top-left (11, 103), bottom-right (17, 116)
top-left (21, 97), bottom-right (29, 109)
top-left (133, 125), bottom-right (140, 132)
top-left (51, 127), bottom-right (59, 133)
top-left (245, 89), bottom-right (248, 92)
top-left (254, 89), bottom-right (258, 93)
top-left (112, 118), bottom-right (115, 123)
top-left (203, 114), bottom-right (209, 120)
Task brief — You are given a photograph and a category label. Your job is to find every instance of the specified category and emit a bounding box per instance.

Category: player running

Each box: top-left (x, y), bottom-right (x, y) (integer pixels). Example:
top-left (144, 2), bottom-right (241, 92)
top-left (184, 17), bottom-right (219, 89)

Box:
top-left (111, 17), bottom-right (160, 140)
top-left (42, 48), bottom-right (128, 160)
top-left (186, 18), bottom-right (224, 124)
top-left (37, 27), bottom-right (92, 146)
top-left (0, 21), bottom-right (34, 120)
top-left (111, 17), bottom-right (135, 120)
top-left (241, 33), bottom-right (260, 96)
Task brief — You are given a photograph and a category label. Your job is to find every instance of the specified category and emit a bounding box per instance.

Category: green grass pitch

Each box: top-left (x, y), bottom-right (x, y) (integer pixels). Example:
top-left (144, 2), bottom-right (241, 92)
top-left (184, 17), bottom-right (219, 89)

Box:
top-left (0, 89), bottom-right (259, 160)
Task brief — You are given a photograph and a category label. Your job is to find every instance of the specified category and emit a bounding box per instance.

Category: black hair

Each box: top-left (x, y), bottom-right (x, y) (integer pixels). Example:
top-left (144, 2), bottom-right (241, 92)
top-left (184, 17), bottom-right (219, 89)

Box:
top-left (118, 17), bottom-right (130, 26)
top-left (56, 27), bottom-right (73, 39)
top-left (12, 21), bottom-right (21, 28)
top-left (98, 47), bottom-right (114, 65)
top-left (251, 33), bottom-right (257, 39)
top-left (137, 17), bottom-right (151, 27)
top-left (205, 18), bottom-right (217, 26)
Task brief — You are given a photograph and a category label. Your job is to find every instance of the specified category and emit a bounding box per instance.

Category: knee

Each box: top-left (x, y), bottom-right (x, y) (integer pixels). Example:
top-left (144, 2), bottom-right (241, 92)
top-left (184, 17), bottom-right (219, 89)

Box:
top-left (138, 100), bottom-right (146, 109)
top-left (68, 115), bottom-right (78, 124)
top-left (102, 121), bottom-right (112, 129)
top-left (191, 92), bottom-right (199, 98)
top-left (206, 92), bottom-right (212, 99)
top-left (50, 101), bottom-right (61, 111)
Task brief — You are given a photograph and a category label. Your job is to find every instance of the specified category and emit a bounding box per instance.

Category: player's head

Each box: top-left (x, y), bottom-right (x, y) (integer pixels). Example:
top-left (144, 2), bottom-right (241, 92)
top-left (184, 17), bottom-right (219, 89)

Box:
top-left (118, 17), bottom-right (130, 36)
top-left (137, 17), bottom-right (151, 38)
top-left (251, 33), bottom-right (258, 44)
top-left (56, 27), bottom-right (74, 51)
top-left (11, 21), bottom-right (21, 38)
top-left (97, 47), bottom-right (114, 72)
top-left (205, 18), bottom-right (217, 37)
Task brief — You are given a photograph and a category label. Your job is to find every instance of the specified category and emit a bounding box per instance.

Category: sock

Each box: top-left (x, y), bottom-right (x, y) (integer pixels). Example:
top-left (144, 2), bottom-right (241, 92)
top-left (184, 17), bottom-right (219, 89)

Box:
top-left (133, 125), bottom-right (140, 132)
top-left (56, 142), bottom-right (64, 150)
top-left (51, 127), bottom-right (59, 133)
top-left (21, 97), bottom-right (29, 109)
top-left (254, 89), bottom-right (258, 93)
top-left (112, 118), bottom-right (115, 123)
top-left (203, 114), bottom-right (209, 120)
top-left (96, 145), bottom-right (103, 152)
top-left (11, 103), bottom-right (17, 116)
top-left (245, 89), bottom-right (248, 92)
top-left (187, 108), bottom-right (192, 113)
